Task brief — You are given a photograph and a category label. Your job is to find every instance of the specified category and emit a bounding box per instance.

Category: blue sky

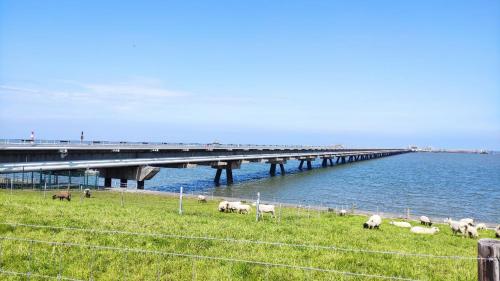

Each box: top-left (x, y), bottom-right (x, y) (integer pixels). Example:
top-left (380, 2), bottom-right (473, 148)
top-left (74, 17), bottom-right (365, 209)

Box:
top-left (1, 1), bottom-right (499, 149)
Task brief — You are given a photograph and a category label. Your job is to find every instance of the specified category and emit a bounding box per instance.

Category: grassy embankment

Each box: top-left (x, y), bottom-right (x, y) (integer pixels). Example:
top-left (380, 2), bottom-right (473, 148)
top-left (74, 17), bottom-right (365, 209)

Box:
top-left (0, 189), bottom-right (495, 281)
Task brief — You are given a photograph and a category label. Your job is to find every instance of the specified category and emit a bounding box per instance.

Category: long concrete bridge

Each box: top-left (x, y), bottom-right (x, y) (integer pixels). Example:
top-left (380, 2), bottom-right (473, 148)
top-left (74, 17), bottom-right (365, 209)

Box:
top-left (0, 139), bottom-right (411, 188)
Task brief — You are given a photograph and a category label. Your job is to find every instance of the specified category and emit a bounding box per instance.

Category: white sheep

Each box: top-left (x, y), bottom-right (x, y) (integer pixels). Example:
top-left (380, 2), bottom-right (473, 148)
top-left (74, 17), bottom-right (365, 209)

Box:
top-left (226, 201), bottom-right (242, 213)
top-left (257, 204), bottom-right (275, 217)
top-left (218, 201), bottom-right (228, 212)
top-left (410, 226), bottom-right (440, 235)
top-left (420, 216), bottom-right (432, 226)
top-left (464, 225), bottom-right (479, 238)
top-left (389, 221), bottom-right (411, 228)
top-left (363, 215), bottom-right (382, 229)
top-left (496, 225), bottom-right (500, 238)
top-left (475, 223), bottom-right (486, 231)
top-left (459, 218), bottom-right (474, 226)
top-left (197, 195), bottom-right (207, 203)
top-left (339, 209), bottom-right (347, 216)
top-left (445, 218), bottom-right (467, 236)
top-left (236, 204), bottom-right (251, 214)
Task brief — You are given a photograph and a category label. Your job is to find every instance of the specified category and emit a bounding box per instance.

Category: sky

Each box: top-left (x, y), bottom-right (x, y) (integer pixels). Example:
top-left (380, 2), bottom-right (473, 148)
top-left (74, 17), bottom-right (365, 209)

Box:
top-left (0, 1), bottom-right (499, 149)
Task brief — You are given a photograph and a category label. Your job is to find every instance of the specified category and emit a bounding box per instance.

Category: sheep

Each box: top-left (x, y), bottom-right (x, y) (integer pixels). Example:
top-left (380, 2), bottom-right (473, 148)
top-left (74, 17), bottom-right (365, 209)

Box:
top-left (197, 195), bottom-right (207, 203)
top-left (445, 218), bottom-right (467, 236)
top-left (52, 191), bottom-right (71, 201)
top-left (339, 209), bottom-right (347, 216)
top-left (410, 226), bottom-right (440, 235)
top-left (236, 204), bottom-right (251, 214)
top-left (218, 201), bottom-right (228, 212)
top-left (363, 215), bottom-right (382, 229)
top-left (225, 201), bottom-right (242, 213)
top-left (83, 188), bottom-right (91, 198)
top-left (475, 223), bottom-right (486, 231)
top-left (389, 221), bottom-right (412, 228)
top-left (257, 204), bottom-right (275, 218)
top-left (496, 225), bottom-right (500, 238)
top-left (459, 218), bottom-right (474, 226)
top-left (464, 225), bottom-right (479, 238)
top-left (420, 216), bottom-right (432, 226)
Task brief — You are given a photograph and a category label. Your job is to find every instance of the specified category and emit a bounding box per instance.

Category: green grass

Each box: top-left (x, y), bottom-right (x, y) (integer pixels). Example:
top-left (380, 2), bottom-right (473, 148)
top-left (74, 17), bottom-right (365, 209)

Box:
top-left (0, 190), bottom-right (495, 281)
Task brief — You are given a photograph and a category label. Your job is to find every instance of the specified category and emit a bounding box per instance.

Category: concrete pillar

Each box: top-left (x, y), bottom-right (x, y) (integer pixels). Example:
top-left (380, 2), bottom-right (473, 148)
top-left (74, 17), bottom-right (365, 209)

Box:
top-left (329, 159), bottom-right (334, 166)
top-left (104, 177), bottom-right (112, 188)
top-left (306, 161), bottom-right (312, 170)
top-left (298, 160), bottom-right (304, 170)
top-left (341, 157), bottom-right (346, 164)
top-left (322, 159), bottom-right (327, 167)
top-left (214, 169), bottom-right (222, 185)
top-left (120, 178), bottom-right (127, 188)
top-left (279, 163), bottom-right (285, 175)
top-left (336, 157), bottom-right (340, 164)
top-left (269, 163), bottom-right (277, 176)
top-left (137, 180), bottom-right (144, 189)
top-left (226, 167), bottom-right (233, 185)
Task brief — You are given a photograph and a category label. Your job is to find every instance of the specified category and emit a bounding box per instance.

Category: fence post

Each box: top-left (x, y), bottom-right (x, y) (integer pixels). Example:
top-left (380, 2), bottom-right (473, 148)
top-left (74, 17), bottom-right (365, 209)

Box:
top-left (278, 203), bottom-right (282, 223)
top-left (121, 189), bottom-right (124, 208)
top-left (406, 208), bottom-right (410, 220)
top-left (478, 239), bottom-right (500, 281)
top-left (44, 182), bottom-right (47, 198)
top-left (255, 192), bottom-right (260, 222)
top-left (179, 186), bottom-right (183, 215)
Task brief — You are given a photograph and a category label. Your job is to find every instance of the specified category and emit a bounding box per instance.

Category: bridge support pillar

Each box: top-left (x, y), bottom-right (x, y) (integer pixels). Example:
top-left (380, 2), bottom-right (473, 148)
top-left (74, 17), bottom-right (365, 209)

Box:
top-left (279, 163), bottom-right (285, 175)
top-left (120, 178), bottom-right (127, 188)
top-left (269, 163), bottom-right (277, 176)
top-left (298, 160), bottom-right (304, 170)
top-left (306, 161), bottom-right (312, 169)
top-left (322, 159), bottom-right (328, 167)
top-left (226, 167), bottom-right (233, 185)
top-left (329, 159), bottom-right (334, 166)
top-left (214, 169), bottom-right (223, 185)
top-left (336, 157), bottom-right (340, 164)
top-left (137, 180), bottom-right (144, 189)
top-left (104, 177), bottom-right (112, 188)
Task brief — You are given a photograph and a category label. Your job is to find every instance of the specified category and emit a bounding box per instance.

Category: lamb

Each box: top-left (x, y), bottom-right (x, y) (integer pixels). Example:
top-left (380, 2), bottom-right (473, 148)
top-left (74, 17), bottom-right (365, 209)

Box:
top-left (257, 204), bottom-right (275, 217)
top-left (475, 223), bottom-right (486, 231)
top-left (464, 225), bottom-right (479, 238)
top-left (496, 225), bottom-right (500, 238)
top-left (445, 218), bottom-right (467, 236)
top-left (459, 218), bottom-right (474, 226)
top-left (52, 191), bottom-right (71, 201)
top-left (420, 216), bottom-right (432, 226)
top-left (363, 215), bottom-right (382, 229)
top-left (410, 226), bottom-right (440, 235)
top-left (339, 209), bottom-right (347, 216)
top-left (197, 195), bottom-right (207, 203)
top-left (389, 221), bottom-right (411, 228)
top-left (218, 201), bottom-right (228, 212)
top-left (236, 204), bottom-right (251, 214)
top-left (83, 188), bottom-right (91, 198)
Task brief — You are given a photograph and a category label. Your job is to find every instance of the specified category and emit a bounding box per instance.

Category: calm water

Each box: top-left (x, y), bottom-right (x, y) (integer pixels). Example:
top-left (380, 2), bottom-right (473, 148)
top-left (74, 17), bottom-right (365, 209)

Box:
top-left (145, 152), bottom-right (500, 223)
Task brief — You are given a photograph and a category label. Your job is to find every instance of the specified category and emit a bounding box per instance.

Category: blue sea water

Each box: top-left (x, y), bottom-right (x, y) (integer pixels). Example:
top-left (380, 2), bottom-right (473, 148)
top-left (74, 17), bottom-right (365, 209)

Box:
top-left (145, 152), bottom-right (500, 223)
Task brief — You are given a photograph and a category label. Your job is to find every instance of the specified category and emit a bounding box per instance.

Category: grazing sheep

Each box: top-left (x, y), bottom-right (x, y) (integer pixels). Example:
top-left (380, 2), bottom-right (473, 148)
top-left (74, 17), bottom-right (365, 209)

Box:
top-left (445, 218), bottom-right (467, 236)
top-left (226, 201), bottom-right (242, 213)
top-left (218, 201), bottom-right (228, 212)
top-left (410, 226), bottom-right (440, 235)
top-left (420, 216), bottom-right (432, 226)
top-left (389, 221), bottom-right (411, 228)
top-left (496, 225), bottom-right (500, 238)
top-left (464, 225), bottom-right (479, 238)
top-left (197, 195), bottom-right (207, 203)
top-left (475, 223), bottom-right (486, 231)
top-left (83, 188), bottom-right (91, 198)
top-left (52, 191), bottom-right (71, 201)
top-left (257, 204), bottom-right (275, 217)
top-left (236, 204), bottom-right (251, 214)
top-left (459, 218), bottom-right (474, 226)
top-left (339, 209), bottom-right (347, 216)
top-left (363, 215), bottom-right (382, 229)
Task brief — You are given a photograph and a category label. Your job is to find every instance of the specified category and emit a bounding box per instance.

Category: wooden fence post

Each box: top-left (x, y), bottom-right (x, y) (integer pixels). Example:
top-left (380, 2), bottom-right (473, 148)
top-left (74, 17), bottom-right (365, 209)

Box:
top-left (478, 238), bottom-right (500, 281)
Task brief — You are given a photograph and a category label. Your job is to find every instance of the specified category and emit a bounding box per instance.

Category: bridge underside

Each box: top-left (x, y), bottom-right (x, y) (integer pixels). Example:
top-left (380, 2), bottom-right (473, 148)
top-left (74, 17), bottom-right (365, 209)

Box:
top-left (0, 149), bottom-right (410, 188)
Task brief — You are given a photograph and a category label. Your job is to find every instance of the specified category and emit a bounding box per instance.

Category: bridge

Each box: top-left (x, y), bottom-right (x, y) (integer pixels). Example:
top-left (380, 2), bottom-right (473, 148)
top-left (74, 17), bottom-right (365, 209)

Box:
top-left (0, 139), bottom-right (411, 188)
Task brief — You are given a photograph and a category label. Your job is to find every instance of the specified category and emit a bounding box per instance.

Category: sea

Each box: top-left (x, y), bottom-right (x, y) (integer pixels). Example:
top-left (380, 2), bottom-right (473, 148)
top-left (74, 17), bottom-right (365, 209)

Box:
top-left (143, 152), bottom-right (500, 223)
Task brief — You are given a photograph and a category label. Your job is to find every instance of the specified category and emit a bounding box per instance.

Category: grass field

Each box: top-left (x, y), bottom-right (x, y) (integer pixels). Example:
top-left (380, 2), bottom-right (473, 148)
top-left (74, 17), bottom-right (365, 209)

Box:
top-left (0, 189), bottom-right (495, 281)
